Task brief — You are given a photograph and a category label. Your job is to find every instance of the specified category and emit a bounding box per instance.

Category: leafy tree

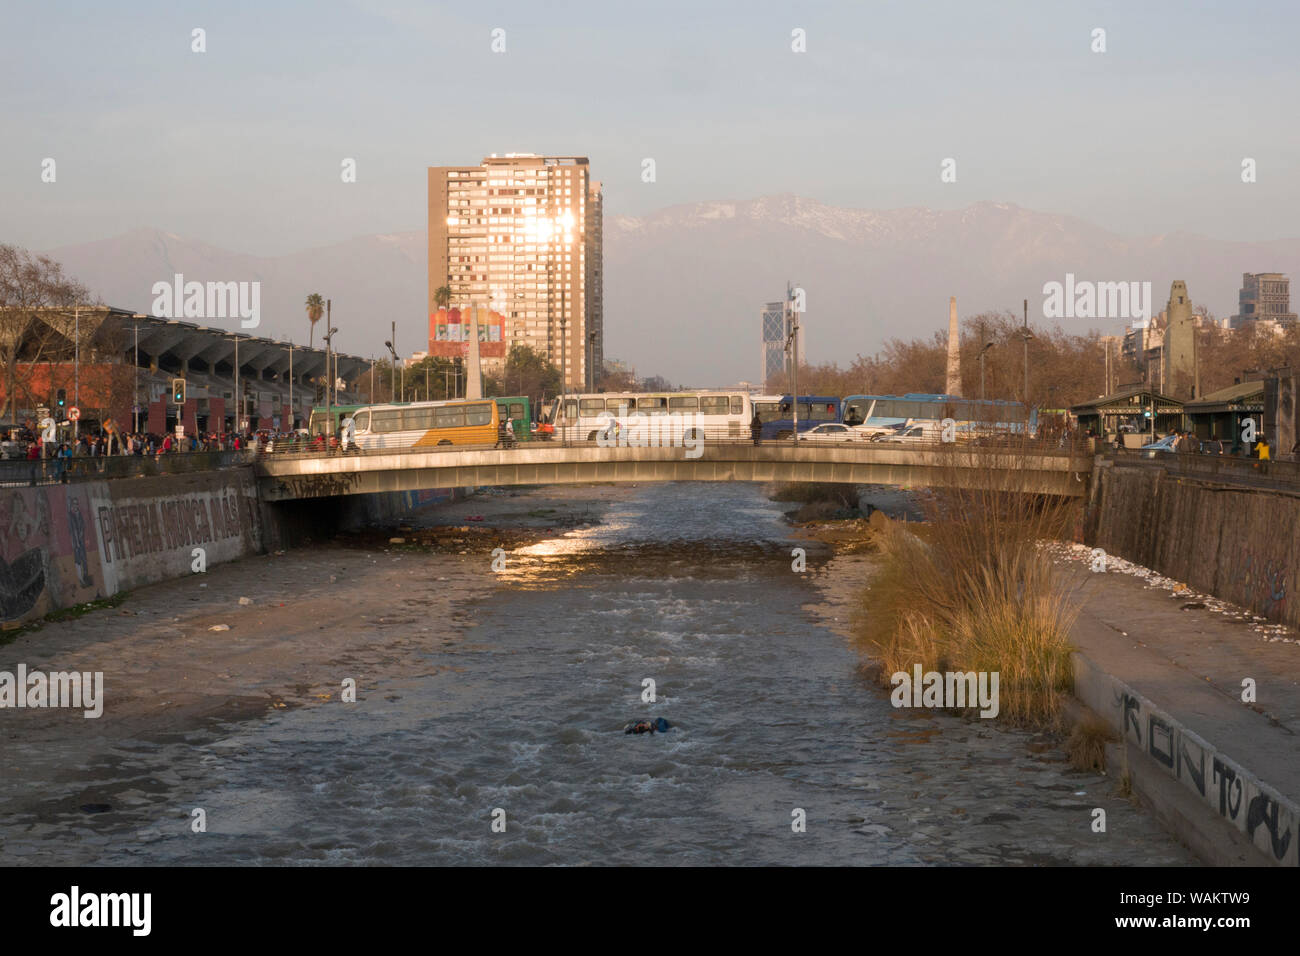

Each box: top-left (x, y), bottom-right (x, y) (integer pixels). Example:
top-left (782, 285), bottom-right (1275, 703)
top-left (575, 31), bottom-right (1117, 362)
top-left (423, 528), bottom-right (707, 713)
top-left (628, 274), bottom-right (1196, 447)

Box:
top-left (484, 344), bottom-right (562, 414)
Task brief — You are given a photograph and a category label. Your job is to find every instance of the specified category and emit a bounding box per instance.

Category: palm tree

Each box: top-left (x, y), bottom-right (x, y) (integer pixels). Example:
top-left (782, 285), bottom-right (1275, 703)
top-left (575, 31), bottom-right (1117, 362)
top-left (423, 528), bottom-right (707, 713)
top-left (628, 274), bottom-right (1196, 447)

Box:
top-left (305, 293), bottom-right (325, 350)
top-left (434, 285), bottom-right (451, 310)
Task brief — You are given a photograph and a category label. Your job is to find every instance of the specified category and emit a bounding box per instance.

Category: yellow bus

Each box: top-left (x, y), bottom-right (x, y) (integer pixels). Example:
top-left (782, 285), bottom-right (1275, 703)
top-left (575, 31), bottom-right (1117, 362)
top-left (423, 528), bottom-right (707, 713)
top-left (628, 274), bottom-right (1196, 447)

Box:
top-left (348, 399), bottom-right (500, 450)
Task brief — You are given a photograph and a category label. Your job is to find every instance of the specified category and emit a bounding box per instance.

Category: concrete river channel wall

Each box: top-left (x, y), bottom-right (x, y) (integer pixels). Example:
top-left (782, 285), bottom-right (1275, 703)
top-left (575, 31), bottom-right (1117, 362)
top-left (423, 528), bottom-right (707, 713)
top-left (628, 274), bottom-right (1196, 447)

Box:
top-left (1, 465), bottom-right (466, 626)
top-left (1085, 458), bottom-right (1298, 631)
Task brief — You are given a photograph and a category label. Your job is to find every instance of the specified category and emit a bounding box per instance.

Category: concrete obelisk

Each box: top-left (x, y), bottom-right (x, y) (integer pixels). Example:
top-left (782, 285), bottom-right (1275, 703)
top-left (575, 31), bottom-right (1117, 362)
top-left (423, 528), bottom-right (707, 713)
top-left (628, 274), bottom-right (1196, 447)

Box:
top-left (465, 304), bottom-right (483, 400)
top-left (945, 296), bottom-right (962, 396)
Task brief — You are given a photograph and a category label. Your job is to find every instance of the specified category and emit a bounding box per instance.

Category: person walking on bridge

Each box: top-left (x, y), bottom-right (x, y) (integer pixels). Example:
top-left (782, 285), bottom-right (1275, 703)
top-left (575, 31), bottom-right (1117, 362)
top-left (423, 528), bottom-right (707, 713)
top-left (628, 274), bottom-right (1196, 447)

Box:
top-left (750, 410), bottom-right (762, 446)
top-left (496, 416), bottom-right (515, 449)
top-left (339, 414), bottom-right (356, 453)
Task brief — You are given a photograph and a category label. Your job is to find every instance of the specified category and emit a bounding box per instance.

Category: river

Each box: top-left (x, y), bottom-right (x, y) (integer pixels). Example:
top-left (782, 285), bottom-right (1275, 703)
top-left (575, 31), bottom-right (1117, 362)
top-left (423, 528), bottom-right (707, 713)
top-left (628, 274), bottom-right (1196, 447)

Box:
top-left (0, 482), bottom-right (1196, 865)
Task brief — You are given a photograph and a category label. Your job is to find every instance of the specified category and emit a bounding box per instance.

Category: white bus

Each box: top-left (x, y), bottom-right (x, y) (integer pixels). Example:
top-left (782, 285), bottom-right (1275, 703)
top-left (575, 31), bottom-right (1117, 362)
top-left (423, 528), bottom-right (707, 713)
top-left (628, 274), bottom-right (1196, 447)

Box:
top-left (547, 391), bottom-right (754, 444)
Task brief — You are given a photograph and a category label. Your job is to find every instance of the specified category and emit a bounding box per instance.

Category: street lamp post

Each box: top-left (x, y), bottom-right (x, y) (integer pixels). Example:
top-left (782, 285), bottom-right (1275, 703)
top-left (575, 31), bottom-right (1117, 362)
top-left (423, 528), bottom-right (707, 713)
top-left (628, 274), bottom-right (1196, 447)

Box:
top-left (384, 339), bottom-right (399, 402)
top-left (324, 325), bottom-right (338, 443)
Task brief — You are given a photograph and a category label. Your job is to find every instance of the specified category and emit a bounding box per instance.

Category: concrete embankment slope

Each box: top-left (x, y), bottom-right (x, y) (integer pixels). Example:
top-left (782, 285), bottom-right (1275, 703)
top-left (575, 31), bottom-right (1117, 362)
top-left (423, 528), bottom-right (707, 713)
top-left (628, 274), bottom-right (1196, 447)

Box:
top-left (1056, 553), bottom-right (1300, 866)
top-left (1, 468), bottom-right (469, 625)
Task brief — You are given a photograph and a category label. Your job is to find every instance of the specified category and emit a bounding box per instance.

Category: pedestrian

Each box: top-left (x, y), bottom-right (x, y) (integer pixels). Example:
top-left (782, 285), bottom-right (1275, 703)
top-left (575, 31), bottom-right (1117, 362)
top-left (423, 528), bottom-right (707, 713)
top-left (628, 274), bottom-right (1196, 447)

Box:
top-left (340, 414), bottom-right (357, 452)
top-left (750, 410), bottom-right (763, 445)
top-left (1257, 435), bottom-right (1271, 461)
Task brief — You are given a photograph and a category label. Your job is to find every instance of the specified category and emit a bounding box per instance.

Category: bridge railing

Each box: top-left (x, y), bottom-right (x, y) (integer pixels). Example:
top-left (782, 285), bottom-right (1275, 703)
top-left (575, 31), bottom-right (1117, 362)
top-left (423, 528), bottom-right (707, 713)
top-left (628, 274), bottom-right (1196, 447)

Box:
top-left (255, 433), bottom-right (1093, 463)
top-left (1105, 446), bottom-right (1300, 488)
top-left (0, 449), bottom-right (257, 487)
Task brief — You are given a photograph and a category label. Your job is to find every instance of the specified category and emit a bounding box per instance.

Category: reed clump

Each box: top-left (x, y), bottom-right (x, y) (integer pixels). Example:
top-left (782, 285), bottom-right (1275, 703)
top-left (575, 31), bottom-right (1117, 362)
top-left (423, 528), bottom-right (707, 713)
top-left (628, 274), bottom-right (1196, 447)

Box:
top-left (852, 438), bottom-right (1081, 728)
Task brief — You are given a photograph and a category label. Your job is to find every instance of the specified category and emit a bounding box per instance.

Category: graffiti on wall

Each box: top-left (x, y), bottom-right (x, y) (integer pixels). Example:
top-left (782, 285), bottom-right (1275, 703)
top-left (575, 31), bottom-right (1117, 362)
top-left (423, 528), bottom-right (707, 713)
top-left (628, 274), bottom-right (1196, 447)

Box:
top-left (274, 472), bottom-right (360, 499)
top-left (1112, 685), bottom-right (1297, 866)
top-left (1235, 547), bottom-right (1288, 618)
top-left (1, 476), bottom-right (262, 623)
top-left (0, 486), bottom-right (101, 622)
top-left (95, 492), bottom-right (248, 565)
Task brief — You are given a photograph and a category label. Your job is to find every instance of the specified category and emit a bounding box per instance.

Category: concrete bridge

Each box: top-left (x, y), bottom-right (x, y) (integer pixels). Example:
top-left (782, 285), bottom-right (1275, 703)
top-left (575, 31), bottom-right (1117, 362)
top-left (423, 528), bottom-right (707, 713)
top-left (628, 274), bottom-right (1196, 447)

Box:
top-left (255, 440), bottom-right (1093, 501)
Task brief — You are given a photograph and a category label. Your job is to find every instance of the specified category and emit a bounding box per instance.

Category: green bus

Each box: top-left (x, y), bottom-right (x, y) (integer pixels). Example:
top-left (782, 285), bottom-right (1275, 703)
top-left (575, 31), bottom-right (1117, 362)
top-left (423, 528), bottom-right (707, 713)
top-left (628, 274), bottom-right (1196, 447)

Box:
top-left (493, 396), bottom-right (532, 441)
top-left (308, 404), bottom-right (367, 438)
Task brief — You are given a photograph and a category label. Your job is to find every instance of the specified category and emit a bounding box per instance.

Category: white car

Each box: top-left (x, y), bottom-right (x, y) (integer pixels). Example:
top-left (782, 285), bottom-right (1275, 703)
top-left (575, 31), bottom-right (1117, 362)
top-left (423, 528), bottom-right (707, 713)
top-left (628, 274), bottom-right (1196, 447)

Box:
top-left (872, 422), bottom-right (943, 443)
top-left (799, 423), bottom-right (867, 442)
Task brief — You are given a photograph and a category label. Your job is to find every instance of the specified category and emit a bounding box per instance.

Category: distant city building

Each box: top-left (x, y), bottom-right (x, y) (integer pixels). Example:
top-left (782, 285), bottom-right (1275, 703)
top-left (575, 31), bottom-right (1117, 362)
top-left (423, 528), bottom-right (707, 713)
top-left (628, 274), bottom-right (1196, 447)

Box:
top-left (1230, 273), bottom-right (1296, 329)
top-left (427, 154), bottom-right (603, 390)
top-left (760, 287), bottom-right (805, 386)
top-left (1123, 301), bottom-right (1212, 395)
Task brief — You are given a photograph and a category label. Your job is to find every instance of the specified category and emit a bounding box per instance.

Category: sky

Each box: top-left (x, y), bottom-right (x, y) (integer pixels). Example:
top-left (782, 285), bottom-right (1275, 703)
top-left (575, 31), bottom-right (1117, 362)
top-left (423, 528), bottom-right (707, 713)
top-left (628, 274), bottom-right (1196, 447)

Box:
top-left (4, 0), bottom-right (1300, 257)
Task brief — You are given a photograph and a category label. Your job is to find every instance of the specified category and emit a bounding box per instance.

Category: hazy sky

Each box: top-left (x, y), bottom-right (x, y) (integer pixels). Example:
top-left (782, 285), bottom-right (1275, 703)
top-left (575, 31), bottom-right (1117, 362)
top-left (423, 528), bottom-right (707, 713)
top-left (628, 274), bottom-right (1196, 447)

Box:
top-left (5, 0), bottom-right (1299, 255)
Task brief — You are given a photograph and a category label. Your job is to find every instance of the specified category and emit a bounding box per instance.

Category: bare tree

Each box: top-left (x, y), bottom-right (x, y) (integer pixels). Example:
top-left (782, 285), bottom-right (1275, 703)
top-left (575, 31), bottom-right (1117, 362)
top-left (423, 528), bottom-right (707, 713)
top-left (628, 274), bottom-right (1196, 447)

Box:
top-left (0, 244), bottom-right (92, 420)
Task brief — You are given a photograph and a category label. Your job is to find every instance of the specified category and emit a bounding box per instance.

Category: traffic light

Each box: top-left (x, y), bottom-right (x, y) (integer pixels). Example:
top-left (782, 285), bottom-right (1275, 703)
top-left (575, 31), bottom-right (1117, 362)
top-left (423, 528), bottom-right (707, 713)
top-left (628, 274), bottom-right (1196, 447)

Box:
top-left (172, 378), bottom-right (186, 404)
top-left (314, 383), bottom-right (324, 403)
top-left (56, 389), bottom-right (66, 408)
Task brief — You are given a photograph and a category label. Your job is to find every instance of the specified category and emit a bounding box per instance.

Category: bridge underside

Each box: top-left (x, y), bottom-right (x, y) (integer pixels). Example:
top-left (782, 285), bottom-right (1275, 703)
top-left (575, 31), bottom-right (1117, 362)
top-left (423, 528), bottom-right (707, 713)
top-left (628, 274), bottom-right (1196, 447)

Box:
top-left (257, 445), bottom-right (1091, 501)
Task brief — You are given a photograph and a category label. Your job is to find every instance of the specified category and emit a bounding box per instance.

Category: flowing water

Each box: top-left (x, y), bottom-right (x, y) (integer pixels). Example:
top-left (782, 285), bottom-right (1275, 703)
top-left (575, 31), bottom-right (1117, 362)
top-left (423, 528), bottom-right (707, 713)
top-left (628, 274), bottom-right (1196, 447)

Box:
top-left (1, 483), bottom-right (1196, 865)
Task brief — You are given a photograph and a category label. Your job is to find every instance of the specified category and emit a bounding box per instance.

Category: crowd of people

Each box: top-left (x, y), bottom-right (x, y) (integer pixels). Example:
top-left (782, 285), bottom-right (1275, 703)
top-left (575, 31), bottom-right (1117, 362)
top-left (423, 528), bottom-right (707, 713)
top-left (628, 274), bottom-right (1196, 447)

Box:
top-left (0, 422), bottom-right (315, 461)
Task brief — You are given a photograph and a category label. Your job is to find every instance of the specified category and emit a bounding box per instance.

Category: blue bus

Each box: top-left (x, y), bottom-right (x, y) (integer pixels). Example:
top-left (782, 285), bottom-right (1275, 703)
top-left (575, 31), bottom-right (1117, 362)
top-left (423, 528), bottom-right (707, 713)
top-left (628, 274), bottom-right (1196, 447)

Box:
top-left (841, 393), bottom-right (1037, 437)
top-left (756, 395), bottom-right (843, 440)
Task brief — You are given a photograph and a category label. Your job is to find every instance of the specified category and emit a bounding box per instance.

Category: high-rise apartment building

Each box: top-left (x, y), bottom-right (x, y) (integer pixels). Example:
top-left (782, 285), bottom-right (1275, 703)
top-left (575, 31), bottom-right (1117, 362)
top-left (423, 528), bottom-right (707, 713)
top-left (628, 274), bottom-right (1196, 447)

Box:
top-left (1230, 273), bottom-right (1297, 329)
top-left (428, 154), bottom-right (603, 390)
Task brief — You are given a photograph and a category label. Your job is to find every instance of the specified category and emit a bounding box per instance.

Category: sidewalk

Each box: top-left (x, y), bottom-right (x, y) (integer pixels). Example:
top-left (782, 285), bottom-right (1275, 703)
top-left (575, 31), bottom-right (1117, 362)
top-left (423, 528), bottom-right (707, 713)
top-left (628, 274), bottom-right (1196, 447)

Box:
top-left (1049, 543), bottom-right (1300, 866)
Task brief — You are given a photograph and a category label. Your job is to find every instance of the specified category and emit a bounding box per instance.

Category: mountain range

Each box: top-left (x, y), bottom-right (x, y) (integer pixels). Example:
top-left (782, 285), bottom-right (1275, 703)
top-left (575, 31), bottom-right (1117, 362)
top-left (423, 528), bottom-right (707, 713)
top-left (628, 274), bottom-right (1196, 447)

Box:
top-left (40, 197), bottom-right (1300, 385)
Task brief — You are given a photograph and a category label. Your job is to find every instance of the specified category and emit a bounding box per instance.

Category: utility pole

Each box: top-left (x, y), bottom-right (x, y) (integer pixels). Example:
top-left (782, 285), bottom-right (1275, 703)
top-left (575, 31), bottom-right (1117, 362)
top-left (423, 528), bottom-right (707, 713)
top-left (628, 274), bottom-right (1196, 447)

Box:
top-left (132, 319), bottom-right (141, 433)
top-left (234, 335), bottom-right (240, 433)
top-left (73, 303), bottom-right (79, 440)
top-left (979, 342), bottom-right (994, 400)
top-left (326, 299), bottom-right (332, 410)
top-left (1193, 321), bottom-right (1201, 399)
top-left (288, 339), bottom-right (294, 430)
top-left (1022, 298), bottom-right (1030, 406)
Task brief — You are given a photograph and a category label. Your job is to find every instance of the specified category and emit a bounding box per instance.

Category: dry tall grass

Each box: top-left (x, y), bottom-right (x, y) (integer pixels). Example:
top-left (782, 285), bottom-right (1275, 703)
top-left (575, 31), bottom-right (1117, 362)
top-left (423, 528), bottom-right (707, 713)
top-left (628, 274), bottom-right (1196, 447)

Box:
top-left (853, 434), bottom-right (1082, 728)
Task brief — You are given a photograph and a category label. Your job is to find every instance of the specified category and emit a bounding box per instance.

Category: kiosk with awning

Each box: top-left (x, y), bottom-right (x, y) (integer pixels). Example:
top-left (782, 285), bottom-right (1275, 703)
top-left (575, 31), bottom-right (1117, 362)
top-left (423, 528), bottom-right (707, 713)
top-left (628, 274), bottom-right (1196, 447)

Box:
top-left (1070, 387), bottom-right (1185, 444)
